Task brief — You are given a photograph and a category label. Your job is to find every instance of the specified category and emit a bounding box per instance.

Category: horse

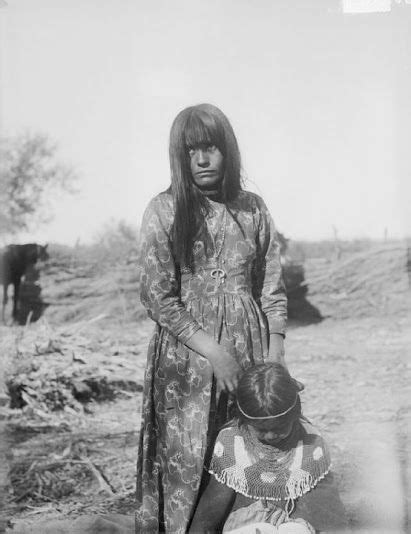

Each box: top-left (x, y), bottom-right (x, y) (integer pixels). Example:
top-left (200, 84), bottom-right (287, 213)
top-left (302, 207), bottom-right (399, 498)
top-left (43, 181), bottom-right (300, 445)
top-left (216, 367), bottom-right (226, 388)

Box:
top-left (0, 243), bottom-right (49, 323)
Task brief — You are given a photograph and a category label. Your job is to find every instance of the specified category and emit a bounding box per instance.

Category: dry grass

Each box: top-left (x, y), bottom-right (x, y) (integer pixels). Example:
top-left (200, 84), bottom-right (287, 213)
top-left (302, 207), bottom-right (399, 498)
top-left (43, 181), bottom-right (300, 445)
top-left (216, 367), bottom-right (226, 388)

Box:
top-left (2, 237), bottom-right (410, 531)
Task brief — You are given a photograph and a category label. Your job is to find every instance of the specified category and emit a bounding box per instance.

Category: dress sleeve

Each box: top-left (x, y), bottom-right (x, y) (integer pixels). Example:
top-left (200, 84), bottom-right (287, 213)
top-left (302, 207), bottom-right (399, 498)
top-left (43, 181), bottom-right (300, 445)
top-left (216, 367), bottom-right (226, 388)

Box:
top-left (252, 196), bottom-right (287, 336)
top-left (139, 196), bottom-right (201, 344)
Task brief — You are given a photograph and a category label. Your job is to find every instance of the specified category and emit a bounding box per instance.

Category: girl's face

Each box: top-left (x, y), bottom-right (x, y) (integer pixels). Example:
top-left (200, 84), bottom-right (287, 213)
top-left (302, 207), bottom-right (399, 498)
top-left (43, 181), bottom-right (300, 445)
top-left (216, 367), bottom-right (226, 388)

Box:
top-left (188, 143), bottom-right (224, 191)
top-left (247, 418), bottom-right (297, 448)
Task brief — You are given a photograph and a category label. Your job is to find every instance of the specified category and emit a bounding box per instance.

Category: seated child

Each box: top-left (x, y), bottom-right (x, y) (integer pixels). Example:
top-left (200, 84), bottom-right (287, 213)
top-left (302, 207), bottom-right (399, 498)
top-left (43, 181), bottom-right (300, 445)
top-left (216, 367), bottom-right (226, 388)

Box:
top-left (189, 363), bottom-right (349, 533)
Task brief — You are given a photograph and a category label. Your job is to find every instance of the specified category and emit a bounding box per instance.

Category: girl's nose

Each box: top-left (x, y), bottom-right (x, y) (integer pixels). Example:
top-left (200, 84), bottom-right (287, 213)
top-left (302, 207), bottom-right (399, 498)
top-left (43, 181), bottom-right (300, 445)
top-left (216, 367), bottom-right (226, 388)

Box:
top-left (197, 149), bottom-right (209, 166)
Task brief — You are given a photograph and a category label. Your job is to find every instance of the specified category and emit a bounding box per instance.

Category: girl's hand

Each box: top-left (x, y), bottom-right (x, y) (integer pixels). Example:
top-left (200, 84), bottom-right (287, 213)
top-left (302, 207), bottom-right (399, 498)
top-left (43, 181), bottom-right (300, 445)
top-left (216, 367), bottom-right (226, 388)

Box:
top-left (208, 349), bottom-right (242, 393)
top-left (184, 329), bottom-right (241, 393)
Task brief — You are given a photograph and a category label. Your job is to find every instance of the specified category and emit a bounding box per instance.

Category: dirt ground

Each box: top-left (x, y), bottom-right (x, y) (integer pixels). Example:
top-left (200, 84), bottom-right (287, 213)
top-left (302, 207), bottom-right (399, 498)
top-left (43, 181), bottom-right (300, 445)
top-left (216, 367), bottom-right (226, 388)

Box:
top-left (1, 309), bottom-right (409, 533)
top-left (0, 241), bottom-right (409, 533)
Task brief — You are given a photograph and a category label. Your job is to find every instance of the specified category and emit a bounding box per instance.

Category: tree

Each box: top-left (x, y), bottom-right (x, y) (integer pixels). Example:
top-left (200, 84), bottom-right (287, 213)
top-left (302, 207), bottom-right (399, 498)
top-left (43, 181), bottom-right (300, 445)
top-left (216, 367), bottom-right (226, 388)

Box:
top-left (0, 132), bottom-right (77, 236)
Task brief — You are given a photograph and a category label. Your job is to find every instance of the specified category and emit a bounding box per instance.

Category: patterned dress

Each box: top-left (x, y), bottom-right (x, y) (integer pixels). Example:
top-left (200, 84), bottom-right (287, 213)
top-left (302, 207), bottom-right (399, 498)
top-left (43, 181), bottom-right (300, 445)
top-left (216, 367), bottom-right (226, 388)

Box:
top-left (136, 190), bottom-right (287, 533)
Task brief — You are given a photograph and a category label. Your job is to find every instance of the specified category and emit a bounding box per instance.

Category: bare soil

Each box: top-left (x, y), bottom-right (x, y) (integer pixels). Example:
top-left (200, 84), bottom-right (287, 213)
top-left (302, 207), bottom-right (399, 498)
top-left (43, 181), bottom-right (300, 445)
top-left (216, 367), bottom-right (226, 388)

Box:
top-left (1, 242), bottom-right (410, 533)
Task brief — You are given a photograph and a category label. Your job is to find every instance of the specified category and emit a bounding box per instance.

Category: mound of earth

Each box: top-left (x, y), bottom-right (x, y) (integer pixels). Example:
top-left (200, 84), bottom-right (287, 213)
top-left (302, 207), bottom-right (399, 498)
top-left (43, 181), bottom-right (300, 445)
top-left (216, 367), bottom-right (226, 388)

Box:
top-left (40, 251), bottom-right (144, 326)
top-left (286, 242), bottom-right (409, 322)
top-left (14, 241), bottom-right (410, 327)
top-left (14, 241), bottom-right (410, 328)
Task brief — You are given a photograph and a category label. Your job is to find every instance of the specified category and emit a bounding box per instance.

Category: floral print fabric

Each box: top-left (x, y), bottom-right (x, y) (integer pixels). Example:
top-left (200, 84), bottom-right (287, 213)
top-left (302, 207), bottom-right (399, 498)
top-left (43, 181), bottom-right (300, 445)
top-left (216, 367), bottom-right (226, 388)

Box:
top-left (136, 190), bottom-right (287, 533)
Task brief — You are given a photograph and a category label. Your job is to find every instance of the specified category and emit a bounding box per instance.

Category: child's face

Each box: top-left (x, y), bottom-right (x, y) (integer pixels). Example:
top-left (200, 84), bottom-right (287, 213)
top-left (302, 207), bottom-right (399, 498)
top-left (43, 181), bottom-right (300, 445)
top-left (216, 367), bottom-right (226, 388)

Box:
top-left (247, 418), bottom-right (297, 448)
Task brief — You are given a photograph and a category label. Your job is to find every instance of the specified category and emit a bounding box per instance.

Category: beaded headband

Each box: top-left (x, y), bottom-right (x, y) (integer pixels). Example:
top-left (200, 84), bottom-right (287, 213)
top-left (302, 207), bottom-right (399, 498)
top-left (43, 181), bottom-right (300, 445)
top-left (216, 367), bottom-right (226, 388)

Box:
top-left (237, 394), bottom-right (299, 420)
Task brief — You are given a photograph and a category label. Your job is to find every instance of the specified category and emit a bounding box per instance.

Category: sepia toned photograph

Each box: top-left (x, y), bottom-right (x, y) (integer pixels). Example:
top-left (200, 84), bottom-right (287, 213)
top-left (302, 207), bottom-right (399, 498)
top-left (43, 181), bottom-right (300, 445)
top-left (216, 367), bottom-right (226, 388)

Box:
top-left (0, 1), bottom-right (410, 533)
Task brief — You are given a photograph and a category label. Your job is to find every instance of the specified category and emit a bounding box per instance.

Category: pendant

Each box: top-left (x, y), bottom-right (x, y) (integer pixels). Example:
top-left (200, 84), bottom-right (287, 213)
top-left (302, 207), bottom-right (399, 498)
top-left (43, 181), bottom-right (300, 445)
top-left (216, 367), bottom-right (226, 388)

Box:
top-left (211, 268), bottom-right (226, 287)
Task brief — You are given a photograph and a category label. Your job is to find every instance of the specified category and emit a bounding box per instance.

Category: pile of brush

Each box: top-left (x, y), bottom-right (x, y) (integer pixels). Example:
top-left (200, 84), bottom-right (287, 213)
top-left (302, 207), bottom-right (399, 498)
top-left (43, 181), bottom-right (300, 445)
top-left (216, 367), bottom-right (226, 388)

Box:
top-left (8, 433), bottom-right (125, 504)
top-left (5, 318), bottom-right (143, 419)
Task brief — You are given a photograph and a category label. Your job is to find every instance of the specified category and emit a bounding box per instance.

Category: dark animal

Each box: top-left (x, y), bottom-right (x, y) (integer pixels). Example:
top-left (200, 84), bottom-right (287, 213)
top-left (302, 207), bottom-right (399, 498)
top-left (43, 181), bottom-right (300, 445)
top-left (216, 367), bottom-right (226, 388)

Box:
top-left (0, 243), bottom-right (49, 323)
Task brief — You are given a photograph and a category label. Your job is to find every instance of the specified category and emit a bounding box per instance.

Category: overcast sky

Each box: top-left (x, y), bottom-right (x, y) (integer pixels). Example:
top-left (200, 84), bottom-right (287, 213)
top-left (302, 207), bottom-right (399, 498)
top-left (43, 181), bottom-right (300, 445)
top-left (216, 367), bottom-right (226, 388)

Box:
top-left (1, 0), bottom-right (410, 245)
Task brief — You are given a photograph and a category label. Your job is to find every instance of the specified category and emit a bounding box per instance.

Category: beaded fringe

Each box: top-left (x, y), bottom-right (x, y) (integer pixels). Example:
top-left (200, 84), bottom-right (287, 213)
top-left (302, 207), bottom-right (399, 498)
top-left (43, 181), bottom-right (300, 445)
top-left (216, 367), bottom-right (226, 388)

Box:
top-left (209, 461), bottom-right (330, 502)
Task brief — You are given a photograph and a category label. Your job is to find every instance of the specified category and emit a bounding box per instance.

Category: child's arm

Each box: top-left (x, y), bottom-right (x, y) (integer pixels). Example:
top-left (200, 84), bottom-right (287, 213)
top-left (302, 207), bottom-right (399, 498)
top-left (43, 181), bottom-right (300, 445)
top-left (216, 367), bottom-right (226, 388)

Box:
top-left (189, 475), bottom-right (236, 533)
top-left (293, 473), bottom-right (349, 532)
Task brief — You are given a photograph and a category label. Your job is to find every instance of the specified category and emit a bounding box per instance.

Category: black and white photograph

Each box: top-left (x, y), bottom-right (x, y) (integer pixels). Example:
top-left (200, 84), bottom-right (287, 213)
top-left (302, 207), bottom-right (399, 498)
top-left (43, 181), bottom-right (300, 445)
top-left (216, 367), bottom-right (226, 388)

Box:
top-left (0, 1), bottom-right (410, 533)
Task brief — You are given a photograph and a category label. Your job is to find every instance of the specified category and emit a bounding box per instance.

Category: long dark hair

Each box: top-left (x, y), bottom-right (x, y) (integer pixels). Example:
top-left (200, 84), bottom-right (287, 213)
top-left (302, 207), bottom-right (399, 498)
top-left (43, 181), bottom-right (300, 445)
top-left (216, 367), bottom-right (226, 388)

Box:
top-left (237, 363), bottom-right (302, 423)
top-left (169, 103), bottom-right (243, 270)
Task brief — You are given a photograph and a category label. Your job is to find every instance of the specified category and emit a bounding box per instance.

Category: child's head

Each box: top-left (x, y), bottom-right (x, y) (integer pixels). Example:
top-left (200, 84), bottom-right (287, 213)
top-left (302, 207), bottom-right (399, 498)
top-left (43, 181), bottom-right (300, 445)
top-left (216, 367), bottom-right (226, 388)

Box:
top-left (236, 363), bottom-right (302, 448)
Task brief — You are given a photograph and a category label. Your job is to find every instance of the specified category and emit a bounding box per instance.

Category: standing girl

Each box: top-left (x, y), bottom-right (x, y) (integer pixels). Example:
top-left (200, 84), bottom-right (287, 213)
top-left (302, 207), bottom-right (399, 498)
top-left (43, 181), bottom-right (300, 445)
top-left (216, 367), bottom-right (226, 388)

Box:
top-left (136, 104), bottom-right (287, 533)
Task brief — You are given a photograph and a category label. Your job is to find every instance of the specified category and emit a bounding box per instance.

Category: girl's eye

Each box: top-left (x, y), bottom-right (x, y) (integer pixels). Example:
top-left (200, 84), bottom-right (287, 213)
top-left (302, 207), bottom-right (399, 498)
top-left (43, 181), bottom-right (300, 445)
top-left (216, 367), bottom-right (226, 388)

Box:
top-left (188, 144), bottom-right (217, 157)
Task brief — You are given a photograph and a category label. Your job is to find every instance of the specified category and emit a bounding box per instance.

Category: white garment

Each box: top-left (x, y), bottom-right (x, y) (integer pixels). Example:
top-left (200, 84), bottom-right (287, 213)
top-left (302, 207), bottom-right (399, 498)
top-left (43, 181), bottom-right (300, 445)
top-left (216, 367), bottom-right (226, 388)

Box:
top-left (226, 519), bottom-right (314, 534)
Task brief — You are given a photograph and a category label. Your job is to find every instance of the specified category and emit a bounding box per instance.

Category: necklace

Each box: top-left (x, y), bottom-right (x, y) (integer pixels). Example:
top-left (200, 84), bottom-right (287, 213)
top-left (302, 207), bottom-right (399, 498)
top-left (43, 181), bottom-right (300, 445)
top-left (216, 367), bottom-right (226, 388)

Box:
top-left (210, 207), bottom-right (227, 287)
top-left (241, 425), bottom-right (295, 468)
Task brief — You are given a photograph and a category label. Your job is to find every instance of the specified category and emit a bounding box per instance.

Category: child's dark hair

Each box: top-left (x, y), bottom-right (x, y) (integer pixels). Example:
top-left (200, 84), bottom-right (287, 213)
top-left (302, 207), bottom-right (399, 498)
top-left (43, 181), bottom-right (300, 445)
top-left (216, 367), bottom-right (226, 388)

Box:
top-left (237, 363), bottom-right (301, 423)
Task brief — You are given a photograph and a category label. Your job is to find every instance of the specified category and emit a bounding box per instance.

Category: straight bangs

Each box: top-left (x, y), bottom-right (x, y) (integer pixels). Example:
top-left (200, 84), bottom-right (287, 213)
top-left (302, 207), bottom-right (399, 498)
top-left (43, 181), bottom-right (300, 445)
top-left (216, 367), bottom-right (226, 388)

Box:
top-left (183, 110), bottom-right (226, 154)
top-left (169, 103), bottom-right (243, 269)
